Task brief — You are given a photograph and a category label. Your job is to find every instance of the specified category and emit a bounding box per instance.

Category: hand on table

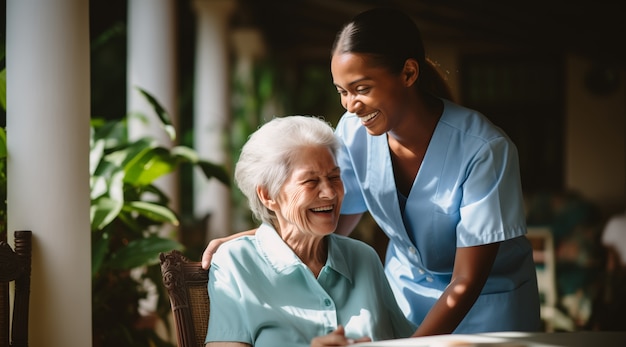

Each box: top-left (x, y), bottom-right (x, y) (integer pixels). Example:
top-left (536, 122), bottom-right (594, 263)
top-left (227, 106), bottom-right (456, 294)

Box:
top-left (310, 325), bottom-right (371, 347)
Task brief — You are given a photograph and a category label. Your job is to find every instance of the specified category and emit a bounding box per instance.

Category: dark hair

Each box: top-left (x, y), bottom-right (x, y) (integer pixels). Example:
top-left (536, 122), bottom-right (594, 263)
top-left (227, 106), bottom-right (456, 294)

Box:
top-left (332, 7), bottom-right (452, 100)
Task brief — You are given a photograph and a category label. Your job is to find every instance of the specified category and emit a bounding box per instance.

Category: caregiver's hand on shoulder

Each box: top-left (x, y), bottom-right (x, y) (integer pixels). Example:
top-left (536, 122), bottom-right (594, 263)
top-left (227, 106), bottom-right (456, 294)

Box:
top-left (201, 229), bottom-right (257, 269)
top-left (310, 325), bottom-right (371, 347)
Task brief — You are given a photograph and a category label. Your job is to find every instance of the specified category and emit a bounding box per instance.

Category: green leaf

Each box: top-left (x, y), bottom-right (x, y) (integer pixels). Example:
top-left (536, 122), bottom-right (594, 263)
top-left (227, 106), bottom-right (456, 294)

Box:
top-left (91, 118), bottom-right (128, 148)
top-left (90, 170), bottom-right (125, 230)
top-left (109, 235), bottom-right (184, 269)
top-left (108, 170), bottom-right (125, 202)
top-left (135, 87), bottom-right (176, 141)
top-left (91, 196), bottom-right (124, 231)
top-left (0, 127), bottom-right (6, 159)
top-left (91, 22), bottom-right (125, 51)
top-left (103, 138), bottom-right (175, 186)
top-left (91, 230), bottom-right (110, 276)
top-left (170, 145), bottom-right (199, 164)
top-left (197, 160), bottom-right (230, 186)
top-left (92, 159), bottom-right (120, 179)
top-left (0, 69), bottom-right (6, 111)
top-left (90, 175), bottom-right (108, 200)
top-left (117, 210), bottom-right (146, 234)
top-left (90, 138), bottom-right (106, 176)
top-left (123, 146), bottom-right (175, 186)
top-left (138, 184), bottom-right (169, 205)
top-left (105, 137), bottom-right (157, 168)
top-left (122, 201), bottom-right (179, 225)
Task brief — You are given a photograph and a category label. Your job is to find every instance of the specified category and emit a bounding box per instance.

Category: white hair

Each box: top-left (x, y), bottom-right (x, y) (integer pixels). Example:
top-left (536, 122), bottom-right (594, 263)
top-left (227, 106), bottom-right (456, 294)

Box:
top-left (234, 115), bottom-right (340, 225)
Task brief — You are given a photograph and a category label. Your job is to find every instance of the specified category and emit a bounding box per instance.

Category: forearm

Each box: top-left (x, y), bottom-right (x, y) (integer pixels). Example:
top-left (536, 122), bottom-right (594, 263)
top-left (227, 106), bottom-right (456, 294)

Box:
top-left (413, 242), bottom-right (500, 336)
top-left (412, 276), bottom-right (483, 336)
top-left (202, 228), bottom-right (257, 269)
top-left (226, 229), bottom-right (256, 240)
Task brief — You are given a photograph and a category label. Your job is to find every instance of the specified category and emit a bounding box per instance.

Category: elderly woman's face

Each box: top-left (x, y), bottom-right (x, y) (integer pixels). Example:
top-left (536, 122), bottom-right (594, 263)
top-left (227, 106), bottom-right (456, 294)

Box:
top-left (273, 145), bottom-right (344, 237)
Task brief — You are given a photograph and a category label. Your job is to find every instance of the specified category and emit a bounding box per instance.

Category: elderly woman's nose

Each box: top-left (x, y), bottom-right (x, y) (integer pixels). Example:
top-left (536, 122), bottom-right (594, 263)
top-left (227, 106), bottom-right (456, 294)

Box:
top-left (319, 179), bottom-right (337, 198)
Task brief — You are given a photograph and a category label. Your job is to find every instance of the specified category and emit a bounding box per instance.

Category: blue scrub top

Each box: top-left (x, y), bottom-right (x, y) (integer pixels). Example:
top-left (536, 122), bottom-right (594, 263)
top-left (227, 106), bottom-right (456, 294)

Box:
top-left (336, 99), bottom-right (540, 333)
top-left (206, 223), bottom-right (416, 346)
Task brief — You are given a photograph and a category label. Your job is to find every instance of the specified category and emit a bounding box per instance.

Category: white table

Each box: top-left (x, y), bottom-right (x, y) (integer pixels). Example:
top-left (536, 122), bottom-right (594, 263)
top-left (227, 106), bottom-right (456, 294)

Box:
top-left (353, 331), bottom-right (626, 347)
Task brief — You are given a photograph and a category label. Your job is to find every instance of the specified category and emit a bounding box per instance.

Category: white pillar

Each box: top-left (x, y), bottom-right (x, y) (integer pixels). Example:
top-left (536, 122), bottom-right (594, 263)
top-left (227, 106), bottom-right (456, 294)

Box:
top-left (230, 28), bottom-right (271, 231)
top-left (126, 0), bottom-right (179, 330)
top-left (192, 0), bottom-right (235, 240)
top-left (127, 0), bottom-right (179, 213)
top-left (6, 0), bottom-right (92, 346)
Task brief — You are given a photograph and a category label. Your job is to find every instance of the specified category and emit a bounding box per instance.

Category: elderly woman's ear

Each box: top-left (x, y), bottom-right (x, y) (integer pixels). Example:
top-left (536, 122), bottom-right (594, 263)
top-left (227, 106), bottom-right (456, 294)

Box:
top-left (256, 186), bottom-right (278, 211)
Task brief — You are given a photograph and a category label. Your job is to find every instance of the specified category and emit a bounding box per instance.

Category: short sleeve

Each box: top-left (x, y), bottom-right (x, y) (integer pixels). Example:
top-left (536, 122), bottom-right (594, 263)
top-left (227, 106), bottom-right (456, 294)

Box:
top-left (457, 137), bottom-right (526, 246)
top-left (205, 262), bottom-right (252, 344)
top-left (335, 114), bottom-right (368, 214)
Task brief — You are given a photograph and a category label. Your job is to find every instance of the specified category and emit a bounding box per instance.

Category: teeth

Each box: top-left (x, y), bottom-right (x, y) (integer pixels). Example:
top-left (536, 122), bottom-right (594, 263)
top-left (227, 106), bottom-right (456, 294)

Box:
top-left (360, 111), bottom-right (378, 122)
top-left (311, 205), bottom-right (333, 212)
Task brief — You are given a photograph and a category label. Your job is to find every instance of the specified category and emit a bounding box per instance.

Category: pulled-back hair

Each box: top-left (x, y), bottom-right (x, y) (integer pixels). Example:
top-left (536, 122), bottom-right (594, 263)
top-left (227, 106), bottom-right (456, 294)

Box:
top-left (234, 115), bottom-right (340, 226)
top-left (332, 7), bottom-right (452, 100)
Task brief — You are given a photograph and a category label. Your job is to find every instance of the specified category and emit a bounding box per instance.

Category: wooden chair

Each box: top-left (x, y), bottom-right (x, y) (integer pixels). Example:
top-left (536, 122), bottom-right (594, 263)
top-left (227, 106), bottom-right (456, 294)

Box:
top-left (0, 230), bottom-right (32, 347)
top-left (159, 250), bottom-right (209, 347)
top-left (527, 226), bottom-right (574, 332)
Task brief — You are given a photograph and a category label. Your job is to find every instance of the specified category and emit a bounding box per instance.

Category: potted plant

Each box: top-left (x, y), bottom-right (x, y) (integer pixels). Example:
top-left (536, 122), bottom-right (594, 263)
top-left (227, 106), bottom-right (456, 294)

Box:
top-left (89, 87), bottom-right (229, 346)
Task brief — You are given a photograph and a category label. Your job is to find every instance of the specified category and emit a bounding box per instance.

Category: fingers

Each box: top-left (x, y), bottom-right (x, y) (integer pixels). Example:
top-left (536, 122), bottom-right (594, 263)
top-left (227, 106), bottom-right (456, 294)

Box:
top-left (310, 325), bottom-right (370, 347)
top-left (201, 239), bottom-right (222, 270)
top-left (201, 229), bottom-right (258, 269)
top-left (310, 325), bottom-right (345, 347)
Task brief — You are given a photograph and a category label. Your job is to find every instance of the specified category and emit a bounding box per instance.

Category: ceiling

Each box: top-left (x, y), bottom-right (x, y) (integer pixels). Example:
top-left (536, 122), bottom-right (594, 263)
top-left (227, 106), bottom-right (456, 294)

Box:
top-left (235, 0), bottom-right (626, 65)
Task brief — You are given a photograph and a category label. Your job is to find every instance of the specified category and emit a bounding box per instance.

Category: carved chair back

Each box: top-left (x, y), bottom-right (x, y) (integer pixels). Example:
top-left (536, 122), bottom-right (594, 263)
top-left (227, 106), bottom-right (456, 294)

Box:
top-left (0, 230), bottom-right (32, 347)
top-left (159, 250), bottom-right (209, 347)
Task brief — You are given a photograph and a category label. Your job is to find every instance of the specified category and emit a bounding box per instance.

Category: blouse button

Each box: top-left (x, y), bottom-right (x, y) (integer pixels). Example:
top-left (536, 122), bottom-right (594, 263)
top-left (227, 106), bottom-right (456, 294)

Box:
top-left (324, 298), bottom-right (332, 307)
top-left (426, 276), bottom-right (434, 282)
top-left (418, 268), bottom-right (425, 275)
top-left (409, 246), bottom-right (417, 254)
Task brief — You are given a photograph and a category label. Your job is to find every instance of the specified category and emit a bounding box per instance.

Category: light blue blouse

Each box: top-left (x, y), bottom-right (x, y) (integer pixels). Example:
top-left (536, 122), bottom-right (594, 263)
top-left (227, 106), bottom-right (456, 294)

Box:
top-left (336, 99), bottom-right (541, 333)
top-left (205, 223), bottom-right (416, 346)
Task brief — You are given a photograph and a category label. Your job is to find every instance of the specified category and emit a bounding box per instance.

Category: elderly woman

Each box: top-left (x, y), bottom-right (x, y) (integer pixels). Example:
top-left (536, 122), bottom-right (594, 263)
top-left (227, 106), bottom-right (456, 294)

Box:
top-left (205, 115), bottom-right (415, 347)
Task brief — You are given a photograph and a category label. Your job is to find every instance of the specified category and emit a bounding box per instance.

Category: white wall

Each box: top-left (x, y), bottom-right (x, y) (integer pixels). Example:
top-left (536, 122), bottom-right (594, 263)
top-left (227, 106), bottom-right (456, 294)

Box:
top-left (565, 55), bottom-right (626, 216)
top-left (428, 44), bottom-right (626, 217)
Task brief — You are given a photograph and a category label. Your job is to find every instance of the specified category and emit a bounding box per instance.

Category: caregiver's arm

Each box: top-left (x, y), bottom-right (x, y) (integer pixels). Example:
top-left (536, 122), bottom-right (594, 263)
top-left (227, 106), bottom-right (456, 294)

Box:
top-left (412, 242), bottom-right (500, 336)
top-left (202, 213), bottom-right (363, 268)
top-left (201, 229), bottom-right (256, 269)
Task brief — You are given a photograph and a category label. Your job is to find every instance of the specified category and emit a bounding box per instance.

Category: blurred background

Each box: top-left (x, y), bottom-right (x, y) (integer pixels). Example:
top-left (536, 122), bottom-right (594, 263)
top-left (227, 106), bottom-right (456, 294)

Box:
top-left (89, 0), bottom-right (626, 336)
top-left (87, 0), bottom-right (625, 219)
top-left (2, 0), bottom-right (625, 345)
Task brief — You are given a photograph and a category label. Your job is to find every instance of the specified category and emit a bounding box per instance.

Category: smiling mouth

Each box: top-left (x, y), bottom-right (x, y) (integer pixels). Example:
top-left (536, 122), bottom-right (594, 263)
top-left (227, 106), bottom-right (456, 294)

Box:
top-left (311, 205), bottom-right (334, 213)
top-left (359, 111), bottom-right (378, 124)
